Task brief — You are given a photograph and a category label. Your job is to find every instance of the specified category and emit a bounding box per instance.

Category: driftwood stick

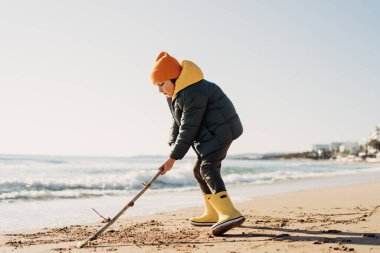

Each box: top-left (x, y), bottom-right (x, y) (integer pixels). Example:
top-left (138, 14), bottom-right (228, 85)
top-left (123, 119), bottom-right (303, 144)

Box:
top-left (77, 169), bottom-right (163, 248)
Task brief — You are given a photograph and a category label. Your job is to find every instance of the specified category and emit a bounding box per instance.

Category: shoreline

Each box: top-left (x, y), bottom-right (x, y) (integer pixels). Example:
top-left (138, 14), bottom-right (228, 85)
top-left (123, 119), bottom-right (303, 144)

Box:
top-left (2, 168), bottom-right (380, 234)
top-left (1, 180), bottom-right (380, 252)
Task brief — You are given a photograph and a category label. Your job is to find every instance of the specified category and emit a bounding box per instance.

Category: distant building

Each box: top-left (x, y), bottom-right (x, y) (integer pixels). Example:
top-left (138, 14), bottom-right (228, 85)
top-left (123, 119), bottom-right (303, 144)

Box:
top-left (330, 142), bottom-right (344, 152)
top-left (339, 142), bottom-right (360, 154)
top-left (312, 144), bottom-right (329, 152)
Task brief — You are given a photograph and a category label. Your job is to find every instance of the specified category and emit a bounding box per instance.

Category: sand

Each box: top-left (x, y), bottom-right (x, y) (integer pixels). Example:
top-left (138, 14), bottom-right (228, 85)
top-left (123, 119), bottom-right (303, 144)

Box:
top-left (1, 181), bottom-right (380, 253)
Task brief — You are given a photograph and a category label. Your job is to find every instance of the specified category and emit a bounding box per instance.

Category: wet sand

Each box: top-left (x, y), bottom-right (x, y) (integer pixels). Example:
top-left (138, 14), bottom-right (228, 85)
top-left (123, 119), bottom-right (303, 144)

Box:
top-left (1, 181), bottom-right (380, 253)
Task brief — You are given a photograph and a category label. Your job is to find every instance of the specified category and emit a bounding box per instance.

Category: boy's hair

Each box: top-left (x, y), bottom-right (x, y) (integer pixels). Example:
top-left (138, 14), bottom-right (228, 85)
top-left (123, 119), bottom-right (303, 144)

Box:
top-left (171, 79), bottom-right (177, 85)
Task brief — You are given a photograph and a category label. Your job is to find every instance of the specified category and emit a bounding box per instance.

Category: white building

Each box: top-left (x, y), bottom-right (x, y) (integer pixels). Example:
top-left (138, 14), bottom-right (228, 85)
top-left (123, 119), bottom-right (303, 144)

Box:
top-left (312, 144), bottom-right (330, 152)
top-left (339, 142), bottom-right (361, 154)
top-left (330, 142), bottom-right (344, 152)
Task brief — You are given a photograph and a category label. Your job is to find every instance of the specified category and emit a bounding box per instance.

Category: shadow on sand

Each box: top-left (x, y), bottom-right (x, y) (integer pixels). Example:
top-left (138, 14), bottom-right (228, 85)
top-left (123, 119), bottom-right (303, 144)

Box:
top-left (219, 225), bottom-right (380, 246)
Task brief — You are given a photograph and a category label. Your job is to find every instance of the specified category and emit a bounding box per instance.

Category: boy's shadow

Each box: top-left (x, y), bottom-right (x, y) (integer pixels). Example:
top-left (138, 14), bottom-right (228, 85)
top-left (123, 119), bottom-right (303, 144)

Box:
top-left (221, 226), bottom-right (380, 246)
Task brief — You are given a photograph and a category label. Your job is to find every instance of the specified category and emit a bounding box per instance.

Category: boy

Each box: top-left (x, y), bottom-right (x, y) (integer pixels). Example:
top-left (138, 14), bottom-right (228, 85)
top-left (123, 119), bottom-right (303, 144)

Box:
top-left (150, 52), bottom-right (245, 236)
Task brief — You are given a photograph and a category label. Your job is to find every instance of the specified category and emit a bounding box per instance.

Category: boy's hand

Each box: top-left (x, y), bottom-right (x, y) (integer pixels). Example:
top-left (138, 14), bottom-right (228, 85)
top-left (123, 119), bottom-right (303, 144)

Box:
top-left (158, 158), bottom-right (176, 175)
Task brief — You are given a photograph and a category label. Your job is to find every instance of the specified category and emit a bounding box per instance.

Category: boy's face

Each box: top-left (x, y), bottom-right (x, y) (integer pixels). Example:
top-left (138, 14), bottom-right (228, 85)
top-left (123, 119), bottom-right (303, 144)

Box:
top-left (156, 80), bottom-right (175, 97)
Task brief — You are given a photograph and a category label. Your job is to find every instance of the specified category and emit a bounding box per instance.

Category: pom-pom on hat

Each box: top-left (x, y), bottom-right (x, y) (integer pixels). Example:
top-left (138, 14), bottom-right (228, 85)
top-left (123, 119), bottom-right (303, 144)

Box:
top-left (150, 52), bottom-right (182, 84)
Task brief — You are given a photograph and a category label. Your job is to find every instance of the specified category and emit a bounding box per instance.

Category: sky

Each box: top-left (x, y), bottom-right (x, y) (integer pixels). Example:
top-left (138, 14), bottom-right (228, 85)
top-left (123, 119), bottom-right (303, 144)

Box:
top-left (0, 0), bottom-right (379, 157)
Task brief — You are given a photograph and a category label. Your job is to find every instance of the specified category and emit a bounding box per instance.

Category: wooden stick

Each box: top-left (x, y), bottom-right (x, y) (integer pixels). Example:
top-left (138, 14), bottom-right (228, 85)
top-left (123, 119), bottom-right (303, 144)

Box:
top-left (77, 169), bottom-right (163, 248)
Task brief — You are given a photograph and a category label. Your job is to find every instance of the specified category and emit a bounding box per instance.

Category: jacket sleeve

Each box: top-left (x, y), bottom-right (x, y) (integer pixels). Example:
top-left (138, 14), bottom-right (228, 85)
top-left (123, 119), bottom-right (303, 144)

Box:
top-left (169, 93), bottom-right (208, 160)
top-left (166, 97), bottom-right (179, 146)
top-left (168, 118), bottom-right (179, 146)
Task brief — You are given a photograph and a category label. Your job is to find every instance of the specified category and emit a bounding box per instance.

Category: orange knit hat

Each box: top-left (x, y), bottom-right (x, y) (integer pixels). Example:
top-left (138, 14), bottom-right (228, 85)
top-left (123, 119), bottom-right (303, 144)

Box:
top-left (150, 52), bottom-right (182, 84)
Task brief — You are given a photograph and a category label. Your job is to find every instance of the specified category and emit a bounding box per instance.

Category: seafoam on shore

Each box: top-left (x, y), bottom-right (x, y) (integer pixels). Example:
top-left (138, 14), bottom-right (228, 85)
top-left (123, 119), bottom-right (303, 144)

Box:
top-left (1, 154), bottom-right (380, 233)
top-left (1, 180), bottom-right (380, 253)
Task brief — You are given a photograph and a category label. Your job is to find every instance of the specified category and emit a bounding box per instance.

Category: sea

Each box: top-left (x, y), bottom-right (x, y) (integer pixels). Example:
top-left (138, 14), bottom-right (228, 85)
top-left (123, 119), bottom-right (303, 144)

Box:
top-left (1, 154), bottom-right (380, 233)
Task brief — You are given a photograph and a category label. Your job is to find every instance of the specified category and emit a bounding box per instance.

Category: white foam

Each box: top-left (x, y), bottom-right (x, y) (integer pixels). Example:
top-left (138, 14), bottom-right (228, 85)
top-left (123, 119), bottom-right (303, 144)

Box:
top-left (1, 155), bottom-right (380, 201)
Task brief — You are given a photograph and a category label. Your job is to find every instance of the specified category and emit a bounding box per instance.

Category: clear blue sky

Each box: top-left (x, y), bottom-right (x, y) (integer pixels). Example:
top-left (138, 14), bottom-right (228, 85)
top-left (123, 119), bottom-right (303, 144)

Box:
top-left (0, 0), bottom-right (379, 156)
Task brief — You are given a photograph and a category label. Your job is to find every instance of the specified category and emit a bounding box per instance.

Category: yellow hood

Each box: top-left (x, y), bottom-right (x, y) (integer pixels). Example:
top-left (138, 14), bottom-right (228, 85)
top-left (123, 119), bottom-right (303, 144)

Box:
top-left (172, 60), bottom-right (204, 99)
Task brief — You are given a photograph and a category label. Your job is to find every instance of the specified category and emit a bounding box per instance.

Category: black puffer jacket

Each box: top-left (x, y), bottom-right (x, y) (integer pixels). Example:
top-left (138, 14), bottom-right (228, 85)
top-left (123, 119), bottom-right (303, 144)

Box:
top-left (167, 61), bottom-right (243, 160)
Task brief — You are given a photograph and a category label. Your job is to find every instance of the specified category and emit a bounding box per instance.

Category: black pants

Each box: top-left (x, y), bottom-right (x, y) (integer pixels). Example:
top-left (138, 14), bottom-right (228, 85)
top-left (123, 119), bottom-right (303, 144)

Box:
top-left (192, 144), bottom-right (230, 194)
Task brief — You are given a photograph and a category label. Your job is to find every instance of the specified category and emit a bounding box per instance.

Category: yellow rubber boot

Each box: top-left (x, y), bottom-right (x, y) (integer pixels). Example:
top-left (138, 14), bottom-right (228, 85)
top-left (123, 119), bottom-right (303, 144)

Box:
top-left (209, 191), bottom-right (245, 236)
top-left (190, 194), bottom-right (218, 226)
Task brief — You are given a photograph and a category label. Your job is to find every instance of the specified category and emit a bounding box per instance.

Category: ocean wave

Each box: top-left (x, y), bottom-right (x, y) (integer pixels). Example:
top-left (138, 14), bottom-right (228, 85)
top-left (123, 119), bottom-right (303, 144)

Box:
top-left (0, 189), bottom-right (106, 200)
top-left (0, 165), bottom-right (199, 201)
top-left (1, 155), bottom-right (379, 201)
